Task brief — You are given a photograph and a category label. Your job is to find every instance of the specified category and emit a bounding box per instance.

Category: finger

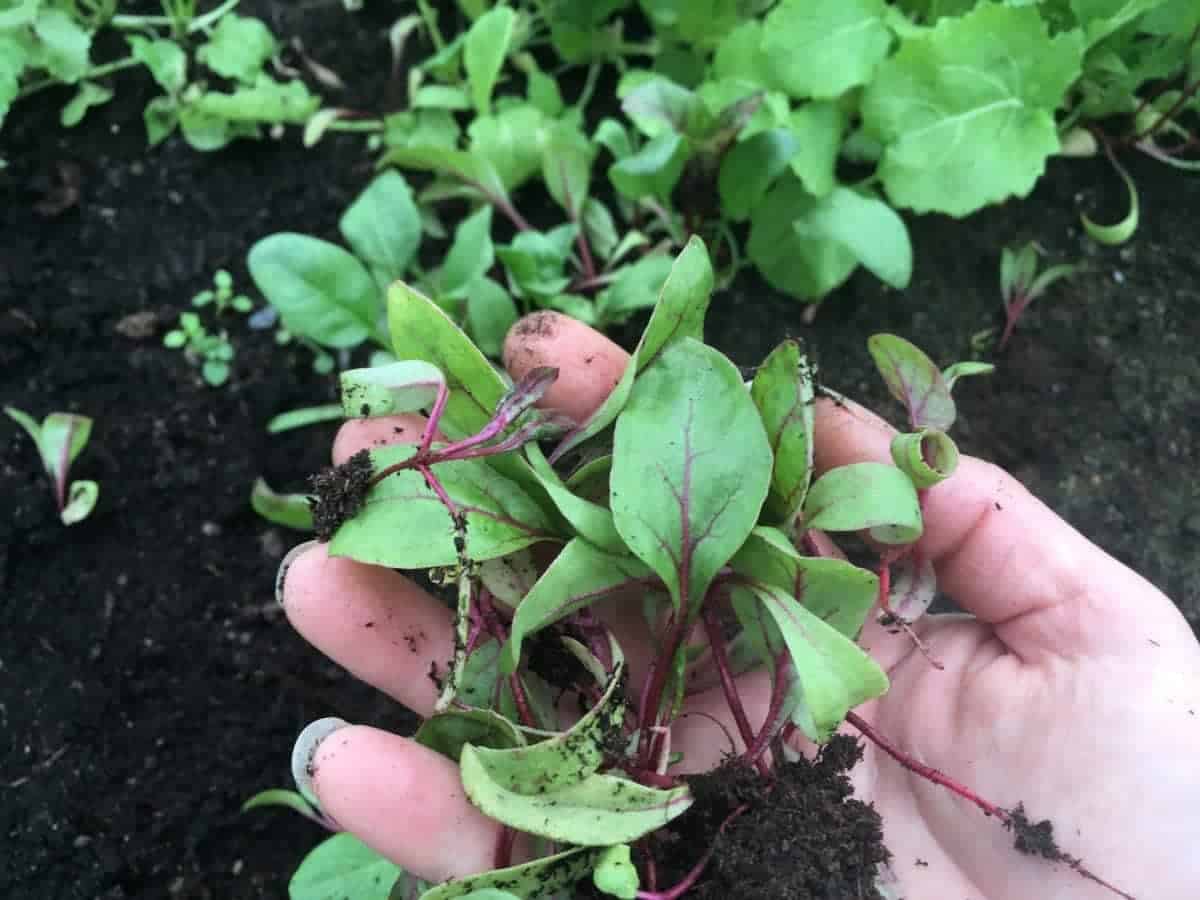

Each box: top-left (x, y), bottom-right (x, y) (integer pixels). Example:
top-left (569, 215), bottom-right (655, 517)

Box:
top-left (311, 725), bottom-right (501, 881)
top-left (333, 413), bottom-right (435, 464)
top-left (503, 311), bottom-right (630, 422)
top-left (281, 543), bottom-right (452, 717)
top-left (812, 397), bottom-right (1183, 661)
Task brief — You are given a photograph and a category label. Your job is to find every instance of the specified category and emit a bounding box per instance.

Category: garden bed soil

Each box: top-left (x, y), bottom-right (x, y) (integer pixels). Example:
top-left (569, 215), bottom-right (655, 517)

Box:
top-left (3, 4), bottom-right (1199, 899)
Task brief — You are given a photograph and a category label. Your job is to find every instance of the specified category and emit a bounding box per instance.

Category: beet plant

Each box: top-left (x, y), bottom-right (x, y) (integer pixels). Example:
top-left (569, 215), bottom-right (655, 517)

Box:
top-left (265, 238), bottom-right (1136, 900)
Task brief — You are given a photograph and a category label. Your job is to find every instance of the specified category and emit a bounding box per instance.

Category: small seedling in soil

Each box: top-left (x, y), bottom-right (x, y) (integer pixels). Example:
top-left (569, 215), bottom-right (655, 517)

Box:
top-left (191, 268), bottom-right (253, 315)
top-left (162, 311), bottom-right (235, 387)
top-left (4, 406), bottom-right (98, 525)
top-left (253, 240), bottom-right (1134, 899)
top-left (998, 242), bottom-right (1082, 350)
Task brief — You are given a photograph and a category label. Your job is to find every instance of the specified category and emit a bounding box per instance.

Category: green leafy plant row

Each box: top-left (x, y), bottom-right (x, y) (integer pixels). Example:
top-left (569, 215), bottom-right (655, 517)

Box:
top-left (244, 0), bottom-right (1198, 360)
top-left (1, 0), bottom-right (321, 149)
top-left (247, 238), bottom-right (1019, 900)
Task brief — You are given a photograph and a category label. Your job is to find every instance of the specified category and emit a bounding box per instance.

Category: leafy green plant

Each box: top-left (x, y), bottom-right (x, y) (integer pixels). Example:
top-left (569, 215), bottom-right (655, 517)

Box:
top-left (192, 267), bottom-right (253, 314)
top-left (1, 0), bottom-right (320, 149)
top-left (998, 242), bottom-right (1083, 350)
top-left (248, 240), bottom-right (1128, 899)
top-left (162, 310), bottom-right (234, 386)
top-left (4, 405), bottom-right (99, 524)
top-left (272, 0), bottom-right (1197, 332)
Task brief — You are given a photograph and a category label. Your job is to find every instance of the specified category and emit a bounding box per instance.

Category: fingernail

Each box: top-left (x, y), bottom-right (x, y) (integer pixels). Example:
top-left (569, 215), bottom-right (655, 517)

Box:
top-left (291, 717), bottom-right (350, 806)
top-left (276, 540), bottom-right (319, 608)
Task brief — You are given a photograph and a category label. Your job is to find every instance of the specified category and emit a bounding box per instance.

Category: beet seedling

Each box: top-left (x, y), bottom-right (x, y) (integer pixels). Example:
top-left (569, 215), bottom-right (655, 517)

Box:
top-left (4, 406), bottom-right (99, 525)
top-left (998, 242), bottom-right (1082, 350)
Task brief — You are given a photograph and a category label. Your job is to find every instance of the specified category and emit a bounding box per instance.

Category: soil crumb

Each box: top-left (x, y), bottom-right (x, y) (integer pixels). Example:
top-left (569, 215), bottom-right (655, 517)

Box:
top-left (310, 449), bottom-right (373, 541)
top-left (1007, 803), bottom-right (1069, 862)
top-left (651, 735), bottom-right (890, 899)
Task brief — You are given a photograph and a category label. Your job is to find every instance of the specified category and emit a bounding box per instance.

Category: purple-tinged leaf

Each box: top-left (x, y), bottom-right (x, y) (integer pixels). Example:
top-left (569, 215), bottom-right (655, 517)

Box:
top-left (339, 360), bottom-right (445, 419)
top-left (493, 366), bottom-right (558, 429)
top-left (867, 333), bottom-right (956, 431)
top-left (802, 462), bottom-right (922, 545)
top-left (886, 554), bottom-right (937, 623)
top-left (611, 337), bottom-right (773, 612)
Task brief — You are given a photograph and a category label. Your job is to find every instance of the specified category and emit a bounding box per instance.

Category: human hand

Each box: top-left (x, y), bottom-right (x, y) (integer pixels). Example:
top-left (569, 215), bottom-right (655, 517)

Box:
top-left (277, 313), bottom-right (1200, 899)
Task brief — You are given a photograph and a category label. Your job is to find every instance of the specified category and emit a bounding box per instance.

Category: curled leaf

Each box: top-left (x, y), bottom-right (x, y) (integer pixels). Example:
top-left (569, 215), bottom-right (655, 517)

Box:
top-left (250, 477), bottom-right (314, 531)
top-left (890, 429), bottom-right (960, 488)
top-left (339, 360), bottom-right (446, 419)
top-left (1082, 152), bottom-right (1139, 246)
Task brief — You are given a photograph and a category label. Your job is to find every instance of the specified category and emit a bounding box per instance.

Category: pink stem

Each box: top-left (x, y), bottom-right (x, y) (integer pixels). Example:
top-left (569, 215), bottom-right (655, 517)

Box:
top-left (419, 381), bottom-right (449, 455)
top-left (508, 672), bottom-right (538, 728)
top-left (55, 418), bottom-right (77, 511)
top-left (417, 465), bottom-right (457, 517)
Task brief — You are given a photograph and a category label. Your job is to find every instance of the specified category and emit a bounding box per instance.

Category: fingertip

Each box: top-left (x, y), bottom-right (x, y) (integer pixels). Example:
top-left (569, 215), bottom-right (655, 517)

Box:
top-left (811, 396), bottom-right (897, 473)
top-left (503, 311), bottom-right (630, 422)
top-left (332, 413), bottom-right (430, 464)
top-left (310, 725), bottom-right (500, 881)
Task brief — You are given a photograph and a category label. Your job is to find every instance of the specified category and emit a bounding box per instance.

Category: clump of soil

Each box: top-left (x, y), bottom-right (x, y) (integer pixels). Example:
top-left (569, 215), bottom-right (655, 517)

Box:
top-left (310, 449), bottom-right (373, 540)
top-left (655, 735), bottom-right (889, 900)
top-left (1007, 803), bottom-right (1068, 861)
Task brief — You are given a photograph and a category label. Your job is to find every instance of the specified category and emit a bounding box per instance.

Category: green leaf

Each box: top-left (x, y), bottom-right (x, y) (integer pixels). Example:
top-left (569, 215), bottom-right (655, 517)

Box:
top-left (581, 199), bottom-right (619, 260)
top-left (478, 644), bottom-right (624, 791)
top-left (890, 429), bottom-right (959, 488)
top-left (466, 277), bottom-right (519, 358)
top-left (241, 788), bottom-right (319, 818)
top-left (1081, 154), bottom-right (1139, 246)
top-left (751, 340), bottom-right (815, 523)
top-left (413, 84), bottom-right (471, 110)
top-left (799, 187), bottom-right (912, 289)
top-left (437, 205), bottom-right (495, 300)
top-left (761, 0), bottom-right (892, 99)
top-left (128, 36), bottom-right (186, 94)
top-left (381, 145), bottom-right (510, 207)
top-left (503, 537), bottom-right (650, 672)
top-left (542, 119), bottom-right (595, 218)
top-left (608, 133), bottom-right (689, 201)
top-left (596, 253), bottom-right (674, 324)
top-left (469, 105), bottom-right (546, 192)
top-left (461, 746), bottom-right (692, 845)
top-left (788, 101), bottom-right (844, 197)
top-left (942, 361), bottom-right (995, 392)
top-left (620, 75), bottom-right (699, 138)
top-left (733, 527), bottom-right (878, 639)
top-left (3, 406), bottom-right (43, 457)
top-left (61, 480), bottom-right (98, 525)
top-left (593, 844), bottom-right (639, 899)
top-left (740, 580), bottom-right (889, 741)
top-left (382, 109), bottom-right (461, 151)
top-left (1072, 0), bottom-right (1167, 45)
top-left (39, 412), bottom-right (92, 477)
top-left (143, 96), bottom-right (179, 145)
top-left (496, 225), bottom-right (577, 302)
top-left (747, 175), bottom-right (857, 300)
top-left (189, 76), bottom-right (319, 125)
top-left (196, 14), bottom-right (276, 84)
top-left (339, 360), bottom-right (445, 419)
top-left (612, 338), bottom-right (772, 611)
top-left (524, 445), bottom-right (625, 552)
top-left (60, 80), bottom-right (111, 127)
top-left (418, 847), bottom-right (598, 900)
top-left (251, 477), bottom-right (315, 531)
top-left (712, 20), bottom-right (770, 84)
top-left (288, 832), bottom-right (400, 900)
top-left (867, 333), bottom-right (955, 430)
top-left (414, 707), bottom-right (525, 763)
top-left (803, 462), bottom-right (923, 545)
top-left (387, 281), bottom-right (508, 442)
top-left (718, 128), bottom-right (800, 222)
top-left (861, 4), bottom-right (1085, 216)
top-left (32, 8), bottom-right (91, 83)
top-left (266, 405), bottom-right (344, 434)
top-left (553, 237), bottom-right (713, 459)
top-left (248, 234), bottom-right (382, 349)
top-left (338, 171), bottom-right (421, 286)
top-left (464, 5), bottom-right (516, 114)
top-left (328, 446), bottom-right (554, 568)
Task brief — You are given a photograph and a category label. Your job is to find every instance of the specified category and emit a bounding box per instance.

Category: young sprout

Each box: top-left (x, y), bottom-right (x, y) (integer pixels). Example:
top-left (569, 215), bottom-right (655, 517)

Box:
top-left (4, 406), bottom-right (99, 525)
top-left (192, 269), bottom-right (254, 314)
top-left (163, 311), bottom-right (235, 386)
top-left (998, 242), bottom-right (1082, 350)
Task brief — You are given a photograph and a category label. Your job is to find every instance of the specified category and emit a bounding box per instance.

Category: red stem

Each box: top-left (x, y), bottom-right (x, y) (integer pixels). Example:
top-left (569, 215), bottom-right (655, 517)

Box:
top-left (508, 672), bottom-right (539, 729)
top-left (635, 804), bottom-right (748, 900)
top-left (55, 418), bottom-right (77, 511)
top-left (493, 825), bottom-right (517, 869)
top-left (845, 711), bottom-right (1007, 819)
top-left (700, 606), bottom-right (758, 757)
top-left (743, 656), bottom-right (791, 769)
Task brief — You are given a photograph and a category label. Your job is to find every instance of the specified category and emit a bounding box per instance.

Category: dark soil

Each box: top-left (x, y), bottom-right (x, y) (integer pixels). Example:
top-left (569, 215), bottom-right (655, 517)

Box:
top-left (2, 4), bottom-right (1198, 900)
top-left (650, 735), bottom-right (888, 900)
top-left (310, 449), bottom-right (373, 541)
